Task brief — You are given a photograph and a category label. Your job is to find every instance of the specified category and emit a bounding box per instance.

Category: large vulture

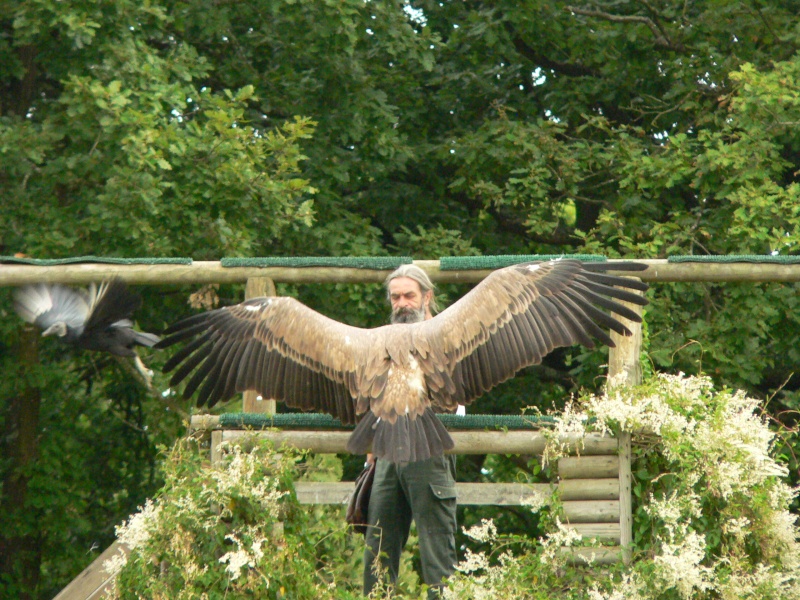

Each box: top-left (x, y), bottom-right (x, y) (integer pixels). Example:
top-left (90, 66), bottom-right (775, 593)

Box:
top-left (14, 278), bottom-right (160, 384)
top-left (157, 259), bottom-right (648, 463)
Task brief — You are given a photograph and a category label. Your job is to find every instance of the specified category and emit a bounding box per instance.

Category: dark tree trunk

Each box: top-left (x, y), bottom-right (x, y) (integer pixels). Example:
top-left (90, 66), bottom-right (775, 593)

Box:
top-left (0, 326), bottom-right (42, 600)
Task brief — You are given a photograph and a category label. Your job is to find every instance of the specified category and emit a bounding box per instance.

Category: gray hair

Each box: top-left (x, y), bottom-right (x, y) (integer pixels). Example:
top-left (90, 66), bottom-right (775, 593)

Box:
top-left (384, 264), bottom-right (440, 314)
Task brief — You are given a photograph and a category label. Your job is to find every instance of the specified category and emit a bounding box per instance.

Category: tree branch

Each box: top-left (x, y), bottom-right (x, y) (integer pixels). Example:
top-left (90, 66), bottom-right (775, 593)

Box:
top-left (502, 21), bottom-right (634, 125)
top-left (504, 23), bottom-right (599, 78)
top-left (566, 5), bottom-right (684, 51)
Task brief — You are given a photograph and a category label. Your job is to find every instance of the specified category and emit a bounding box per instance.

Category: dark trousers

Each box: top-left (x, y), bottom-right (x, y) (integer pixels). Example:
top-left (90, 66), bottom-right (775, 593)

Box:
top-left (363, 455), bottom-right (458, 598)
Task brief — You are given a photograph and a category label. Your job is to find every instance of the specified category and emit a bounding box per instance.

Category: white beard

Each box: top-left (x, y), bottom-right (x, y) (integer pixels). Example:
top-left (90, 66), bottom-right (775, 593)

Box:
top-left (390, 306), bottom-right (426, 324)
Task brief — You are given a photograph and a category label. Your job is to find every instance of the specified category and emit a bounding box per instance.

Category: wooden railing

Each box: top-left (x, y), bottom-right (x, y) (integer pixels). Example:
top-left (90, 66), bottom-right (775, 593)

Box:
top-left (10, 258), bottom-right (655, 599)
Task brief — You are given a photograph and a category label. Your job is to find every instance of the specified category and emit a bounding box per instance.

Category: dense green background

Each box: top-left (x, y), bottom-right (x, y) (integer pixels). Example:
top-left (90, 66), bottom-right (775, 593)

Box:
top-left (2, 1), bottom-right (800, 597)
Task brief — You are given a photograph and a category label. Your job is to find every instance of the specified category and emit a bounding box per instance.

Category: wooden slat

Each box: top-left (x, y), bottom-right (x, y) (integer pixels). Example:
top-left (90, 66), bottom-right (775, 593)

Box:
top-left (562, 500), bottom-right (619, 523)
top-left (211, 430), bottom-right (223, 466)
top-left (558, 455), bottom-right (619, 479)
top-left (617, 432), bottom-right (633, 563)
top-left (295, 481), bottom-right (352, 504)
top-left (563, 546), bottom-right (622, 565)
top-left (558, 478), bottom-right (619, 501)
top-left (571, 523), bottom-right (621, 543)
top-left (294, 481), bottom-right (553, 506)
top-left (455, 482), bottom-right (551, 505)
top-left (294, 481), bottom-right (621, 507)
top-left (216, 429), bottom-right (618, 456)
top-left (53, 541), bottom-right (129, 600)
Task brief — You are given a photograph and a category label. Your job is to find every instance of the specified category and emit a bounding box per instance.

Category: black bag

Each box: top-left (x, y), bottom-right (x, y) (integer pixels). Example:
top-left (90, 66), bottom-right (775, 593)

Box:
top-left (346, 459), bottom-right (376, 534)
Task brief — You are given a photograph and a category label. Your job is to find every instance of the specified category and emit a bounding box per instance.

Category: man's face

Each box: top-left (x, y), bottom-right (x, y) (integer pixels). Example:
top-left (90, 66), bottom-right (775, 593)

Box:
top-left (388, 276), bottom-right (430, 324)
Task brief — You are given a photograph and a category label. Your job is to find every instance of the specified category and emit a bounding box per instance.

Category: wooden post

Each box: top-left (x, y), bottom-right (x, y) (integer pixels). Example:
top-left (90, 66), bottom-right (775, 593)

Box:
top-left (243, 277), bottom-right (277, 414)
top-left (210, 430), bottom-right (224, 467)
top-left (607, 289), bottom-right (644, 565)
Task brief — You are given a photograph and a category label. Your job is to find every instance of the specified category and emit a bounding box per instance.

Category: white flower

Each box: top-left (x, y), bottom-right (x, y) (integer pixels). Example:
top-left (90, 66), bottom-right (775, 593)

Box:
top-left (102, 548), bottom-right (129, 577)
top-left (519, 488), bottom-right (549, 513)
top-left (539, 518), bottom-right (583, 565)
top-left (587, 574), bottom-right (645, 600)
top-left (115, 498), bottom-right (161, 550)
top-left (719, 563), bottom-right (800, 599)
top-left (722, 516), bottom-right (751, 538)
top-left (654, 531), bottom-right (716, 598)
top-left (208, 442), bottom-right (288, 519)
top-left (454, 548), bottom-right (489, 574)
top-left (219, 547), bottom-right (252, 580)
top-left (463, 518), bottom-right (498, 543)
top-left (218, 533), bottom-right (268, 581)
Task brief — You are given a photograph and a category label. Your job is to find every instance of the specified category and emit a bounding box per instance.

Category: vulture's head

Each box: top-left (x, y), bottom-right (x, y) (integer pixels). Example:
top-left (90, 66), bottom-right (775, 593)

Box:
top-left (41, 322), bottom-right (69, 338)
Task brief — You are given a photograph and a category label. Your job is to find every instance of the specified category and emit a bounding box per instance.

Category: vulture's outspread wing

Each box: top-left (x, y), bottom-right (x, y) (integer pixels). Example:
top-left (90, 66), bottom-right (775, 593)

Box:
top-left (157, 260), bottom-right (648, 463)
top-left (410, 259), bottom-right (649, 411)
top-left (157, 297), bottom-right (378, 426)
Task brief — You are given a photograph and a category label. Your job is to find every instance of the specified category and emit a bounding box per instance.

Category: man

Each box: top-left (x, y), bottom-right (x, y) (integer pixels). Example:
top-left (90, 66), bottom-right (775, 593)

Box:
top-left (363, 264), bottom-right (459, 598)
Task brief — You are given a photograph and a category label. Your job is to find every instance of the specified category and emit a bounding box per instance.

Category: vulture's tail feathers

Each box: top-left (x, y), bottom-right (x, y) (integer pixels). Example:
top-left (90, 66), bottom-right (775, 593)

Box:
top-left (347, 412), bottom-right (378, 456)
top-left (348, 409), bottom-right (454, 464)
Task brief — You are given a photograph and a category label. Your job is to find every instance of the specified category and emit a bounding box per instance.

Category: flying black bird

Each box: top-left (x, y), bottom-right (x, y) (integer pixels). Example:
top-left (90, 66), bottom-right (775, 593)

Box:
top-left (13, 278), bottom-right (160, 385)
top-left (157, 260), bottom-right (649, 463)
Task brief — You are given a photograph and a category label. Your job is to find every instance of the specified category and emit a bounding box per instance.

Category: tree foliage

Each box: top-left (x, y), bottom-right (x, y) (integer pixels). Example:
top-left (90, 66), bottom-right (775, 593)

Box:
top-left (2, 0), bottom-right (800, 596)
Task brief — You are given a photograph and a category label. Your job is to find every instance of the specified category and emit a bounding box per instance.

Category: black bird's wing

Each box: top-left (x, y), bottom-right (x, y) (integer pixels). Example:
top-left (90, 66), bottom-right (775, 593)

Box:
top-left (13, 283), bottom-right (91, 331)
top-left (82, 279), bottom-right (143, 332)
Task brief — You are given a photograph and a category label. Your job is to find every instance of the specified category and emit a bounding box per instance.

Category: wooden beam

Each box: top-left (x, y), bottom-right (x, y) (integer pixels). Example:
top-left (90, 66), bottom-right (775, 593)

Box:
top-left (570, 523), bottom-right (620, 543)
top-left (608, 290), bottom-right (644, 386)
top-left (4, 259), bottom-right (800, 287)
top-left (558, 478), bottom-right (620, 501)
top-left (563, 546), bottom-right (622, 566)
top-left (294, 478), bottom-right (618, 506)
top-left (617, 432), bottom-right (633, 564)
top-left (210, 431), bottom-right (223, 466)
top-left (216, 429), bottom-right (619, 456)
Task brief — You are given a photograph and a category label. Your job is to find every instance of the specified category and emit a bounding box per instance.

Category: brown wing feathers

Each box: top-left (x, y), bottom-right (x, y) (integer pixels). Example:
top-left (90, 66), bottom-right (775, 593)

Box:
top-left (157, 259), bottom-right (648, 463)
top-left (157, 297), bottom-right (362, 424)
top-left (425, 260), bottom-right (648, 407)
